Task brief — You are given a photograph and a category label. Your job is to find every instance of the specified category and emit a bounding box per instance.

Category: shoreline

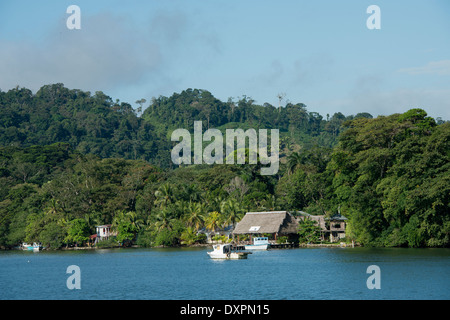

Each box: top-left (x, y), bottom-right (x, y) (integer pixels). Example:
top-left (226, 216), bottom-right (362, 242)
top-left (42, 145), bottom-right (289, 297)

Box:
top-left (2, 242), bottom-right (360, 251)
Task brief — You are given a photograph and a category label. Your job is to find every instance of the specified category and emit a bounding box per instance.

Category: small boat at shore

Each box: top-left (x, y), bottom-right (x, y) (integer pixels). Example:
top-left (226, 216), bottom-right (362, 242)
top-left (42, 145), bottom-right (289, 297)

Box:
top-left (22, 242), bottom-right (42, 252)
top-left (207, 243), bottom-right (251, 259)
top-left (245, 237), bottom-right (270, 250)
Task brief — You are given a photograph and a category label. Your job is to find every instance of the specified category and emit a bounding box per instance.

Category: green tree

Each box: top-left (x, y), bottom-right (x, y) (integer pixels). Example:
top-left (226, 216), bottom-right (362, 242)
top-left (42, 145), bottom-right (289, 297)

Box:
top-left (116, 221), bottom-right (137, 244)
top-left (112, 210), bottom-right (142, 244)
top-left (180, 226), bottom-right (198, 245)
top-left (329, 110), bottom-right (449, 247)
top-left (220, 198), bottom-right (244, 226)
top-left (66, 218), bottom-right (90, 246)
top-left (40, 222), bottom-right (66, 249)
top-left (154, 183), bottom-right (175, 209)
top-left (185, 201), bottom-right (205, 231)
top-left (298, 218), bottom-right (322, 243)
top-left (204, 211), bottom-right (222, 233)
top-left (287, 152), bottom-right (302, 175)
top-left (151, 208), bottom-right (176, 232)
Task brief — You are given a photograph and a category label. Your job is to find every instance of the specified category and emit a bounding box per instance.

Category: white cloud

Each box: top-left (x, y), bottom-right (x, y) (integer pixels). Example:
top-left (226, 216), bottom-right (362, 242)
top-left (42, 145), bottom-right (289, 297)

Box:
top-left (292, 53), bottom-right (335, 86)
top-left (398, 60), bottom-right (450, 76)
top-left (0, 12), bottom-right (163, 94)
top-left (0, 8), bottom-right (225, 105)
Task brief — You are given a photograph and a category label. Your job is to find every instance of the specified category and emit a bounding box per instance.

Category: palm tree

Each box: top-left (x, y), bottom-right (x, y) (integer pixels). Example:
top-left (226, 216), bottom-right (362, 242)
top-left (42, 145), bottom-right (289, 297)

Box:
top-left (182, 183), bottom-right (203, 202)
top-left (152, 208), bottom-right (175, 232)
top-left (220, 198), bottom-right (244, 227)
top-left (205, 192), bottom-right (225, 213)
top-left (261, 194), bottom-right (277, 211)
top-left (180, 227), bottom-right (197, 245)
top-left (84, 213), bottom-right (97, 234)
top-left (185, 201), bottom-right (205, 231)
top-left (204, 211), bottom-right (222, 233)
top-left (111, 210), bottom-right (144, 245)
top-left (171, 199), bottom-right (188, 219)
top-left (125, 211), bottom-right (144, 232)
top-left (44, 198), bottom-right (61, 217)
top-left (154, 183), bottom-right (174, 209)
top-left (287, 151), bottom-right (302, 175)
top-left (111, 210), bottom-right (125, 231)
top-left (44, 198), bottom-right (65, 225)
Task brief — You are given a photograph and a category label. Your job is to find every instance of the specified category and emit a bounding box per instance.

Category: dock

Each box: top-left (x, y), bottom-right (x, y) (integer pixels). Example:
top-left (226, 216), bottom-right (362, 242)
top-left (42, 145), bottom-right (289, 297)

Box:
top-left (268, 242), bottom-right (297, 249)
top-left (234, 242), bottom-right (298, 250)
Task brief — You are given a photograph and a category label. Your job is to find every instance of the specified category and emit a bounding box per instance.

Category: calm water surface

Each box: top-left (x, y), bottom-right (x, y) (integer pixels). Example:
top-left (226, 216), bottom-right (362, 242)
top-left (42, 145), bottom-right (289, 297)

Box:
top-left (1, 247), bottom-right (449, 300)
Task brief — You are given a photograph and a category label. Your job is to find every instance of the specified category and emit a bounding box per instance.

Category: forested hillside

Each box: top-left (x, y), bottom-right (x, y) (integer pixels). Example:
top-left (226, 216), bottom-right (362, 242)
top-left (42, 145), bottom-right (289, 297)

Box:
top-left (0, 84), bottom-right (369, 167)
top-left (0, 84), bottom-right (171, 167)
top-left (0, 84), bottom-right (448, 248)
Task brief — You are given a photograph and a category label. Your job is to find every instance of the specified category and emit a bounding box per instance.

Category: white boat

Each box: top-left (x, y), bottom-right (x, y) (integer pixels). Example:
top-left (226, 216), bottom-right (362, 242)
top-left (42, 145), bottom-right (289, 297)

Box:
top-left (207, 243), bottom-right (251, 259)
top-left (22, 242), bottom-right (42, 252)
top-left (245, 237), bottom-right (270, 250)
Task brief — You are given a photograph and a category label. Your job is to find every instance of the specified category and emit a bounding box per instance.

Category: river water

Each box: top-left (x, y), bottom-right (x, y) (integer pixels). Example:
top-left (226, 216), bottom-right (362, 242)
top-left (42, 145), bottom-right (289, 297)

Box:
top-left (0, 247), bottom-right (449, 300)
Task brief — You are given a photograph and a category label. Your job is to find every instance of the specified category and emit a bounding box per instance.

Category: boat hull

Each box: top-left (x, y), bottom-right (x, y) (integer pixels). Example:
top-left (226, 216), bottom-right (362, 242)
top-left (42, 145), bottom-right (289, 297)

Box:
top-left (22, 243), bottom-right (41, 251)
top-left (207, 243), bottom-right (251, 259)
top-left (245, 244), bottom-right (269, 250)
top-left (207, 252), bottom-right (249, 259)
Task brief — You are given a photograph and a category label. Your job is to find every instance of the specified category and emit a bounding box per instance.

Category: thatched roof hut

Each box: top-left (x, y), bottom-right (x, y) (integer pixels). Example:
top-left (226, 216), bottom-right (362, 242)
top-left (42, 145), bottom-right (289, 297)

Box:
top-left (232, 211), bottom-right (298, 236)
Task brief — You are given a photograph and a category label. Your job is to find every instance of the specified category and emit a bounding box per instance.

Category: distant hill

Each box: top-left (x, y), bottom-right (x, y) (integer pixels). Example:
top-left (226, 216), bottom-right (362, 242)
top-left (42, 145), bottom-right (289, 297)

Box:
top-left (0, 83), bottom-right (373, 168)
top-left (0, 84), bottom-right (171, 167)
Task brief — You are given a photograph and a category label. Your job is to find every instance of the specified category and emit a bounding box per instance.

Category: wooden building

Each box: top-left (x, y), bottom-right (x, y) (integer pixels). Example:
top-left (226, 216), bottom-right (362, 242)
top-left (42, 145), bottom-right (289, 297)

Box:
top-left (300, 213), bottom-right (347, 242)
top-left (232, 211), bottom-right (299, 243)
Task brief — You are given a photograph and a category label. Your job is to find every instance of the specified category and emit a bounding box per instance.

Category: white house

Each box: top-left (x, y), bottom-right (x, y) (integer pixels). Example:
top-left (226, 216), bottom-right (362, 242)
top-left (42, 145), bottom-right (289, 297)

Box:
top-left (95, 224), bottom-right (116, 242)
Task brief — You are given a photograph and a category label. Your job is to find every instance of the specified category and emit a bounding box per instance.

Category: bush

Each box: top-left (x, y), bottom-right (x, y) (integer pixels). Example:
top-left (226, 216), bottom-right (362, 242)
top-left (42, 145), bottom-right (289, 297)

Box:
top-left (154, 229), bottom-right (179, 247)
top-left (136, 230), bottom-right (154, 247)
top-left (40, 222), bottom-right (66, 249)
top-left (212, 234), bottom-right (231, 243)
top-left (181, 228), bottom-right (207, 245)
top-left (95, 237), bottom-right (120, 248)
top-left (297, 218), bottom-right (321, 243)
top-left (276, 236), bottom-right (289, 244)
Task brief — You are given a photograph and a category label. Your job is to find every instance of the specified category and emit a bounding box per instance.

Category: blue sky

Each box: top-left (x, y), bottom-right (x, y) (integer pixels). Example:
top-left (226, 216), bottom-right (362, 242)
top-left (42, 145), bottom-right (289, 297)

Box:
top-left (1, 0), bottom-right (449, 119)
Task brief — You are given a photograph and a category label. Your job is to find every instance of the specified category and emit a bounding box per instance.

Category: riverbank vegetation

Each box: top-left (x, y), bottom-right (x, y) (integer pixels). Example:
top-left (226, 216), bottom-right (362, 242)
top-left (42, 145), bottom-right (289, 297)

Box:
top-left (0, 84), bottom-right (448, 249)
